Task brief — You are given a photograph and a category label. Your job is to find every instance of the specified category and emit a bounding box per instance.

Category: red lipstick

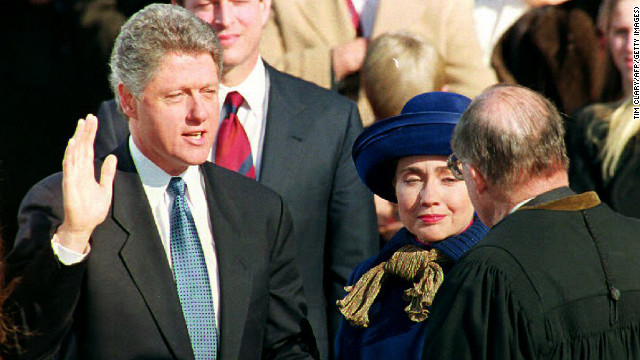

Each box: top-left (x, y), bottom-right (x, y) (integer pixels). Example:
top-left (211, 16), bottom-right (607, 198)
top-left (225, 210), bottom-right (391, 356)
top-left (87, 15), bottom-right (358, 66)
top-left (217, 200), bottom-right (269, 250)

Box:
top-left (419, 215), bottom-right (446, 224)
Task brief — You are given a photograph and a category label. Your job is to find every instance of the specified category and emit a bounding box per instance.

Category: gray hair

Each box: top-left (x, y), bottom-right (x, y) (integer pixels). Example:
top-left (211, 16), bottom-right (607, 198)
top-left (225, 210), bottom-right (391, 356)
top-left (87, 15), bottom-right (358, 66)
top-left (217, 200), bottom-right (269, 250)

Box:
top-left (452, 84), bottom-right (569, 190)
top-left (109, 3), bottom-right (222, 111)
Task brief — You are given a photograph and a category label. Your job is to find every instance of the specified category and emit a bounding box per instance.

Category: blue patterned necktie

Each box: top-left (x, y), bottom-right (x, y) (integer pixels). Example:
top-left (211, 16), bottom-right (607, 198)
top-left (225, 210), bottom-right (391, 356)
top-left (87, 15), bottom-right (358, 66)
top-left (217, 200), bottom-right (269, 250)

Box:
top-left (167, 177), bottom-right (218, 359)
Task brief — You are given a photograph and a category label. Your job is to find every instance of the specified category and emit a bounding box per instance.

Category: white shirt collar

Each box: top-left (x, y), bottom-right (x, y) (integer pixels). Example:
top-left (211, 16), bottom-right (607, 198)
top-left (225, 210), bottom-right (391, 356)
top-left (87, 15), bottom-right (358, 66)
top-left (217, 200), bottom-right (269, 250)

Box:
top-left (509, 197), bottom-right (535, 214)
top-left (219, 56), bottom-right (267, 112)
top-left (129, 137), bottom-right (202, 201)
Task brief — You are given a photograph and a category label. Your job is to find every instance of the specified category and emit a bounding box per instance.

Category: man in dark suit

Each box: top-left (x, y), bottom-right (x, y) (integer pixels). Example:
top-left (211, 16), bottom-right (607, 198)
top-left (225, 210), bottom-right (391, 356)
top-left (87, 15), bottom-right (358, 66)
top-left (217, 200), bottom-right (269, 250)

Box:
top-left (94, 1), bottom-right (378, 358)
top-left (421, 84), bottom-right (640, 359)
top-left (4, 4), bottom-right (316, 359)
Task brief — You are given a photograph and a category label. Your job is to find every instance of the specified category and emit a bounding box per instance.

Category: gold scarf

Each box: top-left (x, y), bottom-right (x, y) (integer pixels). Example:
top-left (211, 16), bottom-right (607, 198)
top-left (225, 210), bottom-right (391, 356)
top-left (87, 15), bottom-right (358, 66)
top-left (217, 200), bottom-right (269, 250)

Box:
top-left (336, 245), bottom-right (449, 328)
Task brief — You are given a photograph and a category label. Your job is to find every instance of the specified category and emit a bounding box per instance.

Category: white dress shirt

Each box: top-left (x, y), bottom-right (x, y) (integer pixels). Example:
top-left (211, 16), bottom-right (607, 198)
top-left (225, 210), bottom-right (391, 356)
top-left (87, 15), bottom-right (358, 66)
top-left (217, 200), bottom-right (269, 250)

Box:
top-left (53, 137), bottom-right (221, 326)
top-left (351, 0), bottom-right (379, 39)
top-left (509, 197), bottom-right (535, 214)
top-left (212, 57), bottom-right (270, 180)
top-left (474, 0), bottom-right (529, 65)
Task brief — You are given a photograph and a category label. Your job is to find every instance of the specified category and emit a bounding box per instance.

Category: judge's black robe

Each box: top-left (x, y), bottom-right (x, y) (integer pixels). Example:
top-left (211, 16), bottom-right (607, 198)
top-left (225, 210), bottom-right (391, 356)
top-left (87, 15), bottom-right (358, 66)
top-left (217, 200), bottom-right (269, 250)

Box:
top-left (422, 188), bottom-right (640, 359)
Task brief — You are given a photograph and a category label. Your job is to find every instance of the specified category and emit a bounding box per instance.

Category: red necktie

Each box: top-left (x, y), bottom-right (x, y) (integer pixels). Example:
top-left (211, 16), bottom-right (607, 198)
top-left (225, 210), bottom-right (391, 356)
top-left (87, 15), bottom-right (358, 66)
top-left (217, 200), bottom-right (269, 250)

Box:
top-left (345, 0), bottom-right (362, 37)
top-left (215, 91), bottom-right (256, 179)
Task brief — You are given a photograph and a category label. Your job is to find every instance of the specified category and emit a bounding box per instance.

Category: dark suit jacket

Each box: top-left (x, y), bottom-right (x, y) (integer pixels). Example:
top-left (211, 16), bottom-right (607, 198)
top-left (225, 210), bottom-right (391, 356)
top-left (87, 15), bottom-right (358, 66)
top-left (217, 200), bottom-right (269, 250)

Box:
top-left (94, 63), bottom-right (378, 359)
top-left (4, 142), bottom-right (317, 359)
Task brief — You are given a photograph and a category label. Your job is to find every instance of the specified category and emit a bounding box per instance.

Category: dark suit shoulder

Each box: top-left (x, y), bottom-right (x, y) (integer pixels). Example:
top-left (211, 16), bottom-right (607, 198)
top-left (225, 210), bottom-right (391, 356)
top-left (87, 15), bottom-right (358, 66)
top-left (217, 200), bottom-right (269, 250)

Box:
top-left (7, 171), bottom-right (65, 280)
top-left (28, 171), bottom-right (64, 195)
top-left (95, 99), bottom-right (129, 158)
top-left (98, 98), bottom-right (119, 116)
top-left (16, 171), bottom-right (65, 223)
top-left (202, 162), bottom-right (286, 204)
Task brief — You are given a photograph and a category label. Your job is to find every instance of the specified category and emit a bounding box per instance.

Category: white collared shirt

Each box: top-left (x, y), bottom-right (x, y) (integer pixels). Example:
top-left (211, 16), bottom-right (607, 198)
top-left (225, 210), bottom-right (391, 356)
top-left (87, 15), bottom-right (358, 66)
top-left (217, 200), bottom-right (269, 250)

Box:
top-left (350, 0), bottom-right (379, 38)
top-left (509, 197), bottom-right (535, 214)
top-left (130, 138), bottom-right (220, 325)
top-left (53, 137), bottom-right (221, 326)
top-left (211, 57), bottom-right (269, 179)
top-left (474, 0), bottom-right (529, 65)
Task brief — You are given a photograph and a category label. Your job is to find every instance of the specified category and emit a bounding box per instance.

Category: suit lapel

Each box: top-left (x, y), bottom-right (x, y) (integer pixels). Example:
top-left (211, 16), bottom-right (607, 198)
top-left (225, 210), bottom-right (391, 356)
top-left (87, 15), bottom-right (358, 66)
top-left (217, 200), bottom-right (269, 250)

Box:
top-left (201, 164), bottom-right (253, 359)
top-left (294, 0), bottom-right (354, 44)
top-left (110, 143), bottom-right (195, 360)
top-left (372, 0), bottom-right (428, 37)
top-left (260, 65), bottom-right (310, 189)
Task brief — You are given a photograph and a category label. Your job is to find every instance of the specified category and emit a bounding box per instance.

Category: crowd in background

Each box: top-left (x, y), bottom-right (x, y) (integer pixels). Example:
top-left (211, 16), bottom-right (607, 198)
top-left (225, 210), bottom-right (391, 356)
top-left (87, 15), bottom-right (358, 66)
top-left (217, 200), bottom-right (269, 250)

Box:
top-left (1, 0), bottom-right (629, 243)
top-left (0, 0), bottom-right (635, 358)
top-left (0, 0), bottom-right (628, 239)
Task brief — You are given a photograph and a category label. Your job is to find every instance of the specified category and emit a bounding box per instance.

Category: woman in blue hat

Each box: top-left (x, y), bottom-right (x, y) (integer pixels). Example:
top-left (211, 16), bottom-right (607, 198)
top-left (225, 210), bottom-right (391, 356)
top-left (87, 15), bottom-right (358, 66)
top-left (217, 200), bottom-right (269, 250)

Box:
top-left (334, 92), bottom-right (489, 360)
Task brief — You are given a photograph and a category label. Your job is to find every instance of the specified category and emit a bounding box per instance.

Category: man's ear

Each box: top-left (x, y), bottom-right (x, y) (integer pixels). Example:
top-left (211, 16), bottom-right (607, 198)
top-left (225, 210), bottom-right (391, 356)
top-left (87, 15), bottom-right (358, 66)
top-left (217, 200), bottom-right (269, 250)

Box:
top-left (260, 0), bottom-right (272, 27)
top-left (468, 165), bottom-right (488, 195)
top-left (118, 84), bottom-right (138, 120)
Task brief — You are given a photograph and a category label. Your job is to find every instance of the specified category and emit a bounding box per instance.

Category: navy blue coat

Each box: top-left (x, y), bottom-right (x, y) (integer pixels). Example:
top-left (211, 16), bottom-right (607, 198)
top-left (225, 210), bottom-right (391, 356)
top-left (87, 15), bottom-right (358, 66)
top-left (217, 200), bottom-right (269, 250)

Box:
top-left (335, 219), bottom-right (488, 360)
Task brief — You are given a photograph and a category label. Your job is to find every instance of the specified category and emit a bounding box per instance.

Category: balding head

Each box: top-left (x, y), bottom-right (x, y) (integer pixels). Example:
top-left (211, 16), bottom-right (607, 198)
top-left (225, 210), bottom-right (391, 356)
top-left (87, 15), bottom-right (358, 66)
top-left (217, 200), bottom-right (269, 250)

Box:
top-left (452, 84), bottom-right (569, 192)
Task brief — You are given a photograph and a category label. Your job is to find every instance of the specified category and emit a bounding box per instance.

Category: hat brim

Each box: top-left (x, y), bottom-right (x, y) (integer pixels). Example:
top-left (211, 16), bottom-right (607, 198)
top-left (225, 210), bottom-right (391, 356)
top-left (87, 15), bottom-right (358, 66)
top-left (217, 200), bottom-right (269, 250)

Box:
top-left (353, 112), bottom-right (459, 202)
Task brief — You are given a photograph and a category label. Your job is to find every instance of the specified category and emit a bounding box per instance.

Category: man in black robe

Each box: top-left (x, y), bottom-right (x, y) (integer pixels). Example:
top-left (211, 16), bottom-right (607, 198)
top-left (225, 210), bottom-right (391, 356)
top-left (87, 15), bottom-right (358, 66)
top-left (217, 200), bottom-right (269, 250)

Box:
top-left (422, 84), bottom-right (640, 359)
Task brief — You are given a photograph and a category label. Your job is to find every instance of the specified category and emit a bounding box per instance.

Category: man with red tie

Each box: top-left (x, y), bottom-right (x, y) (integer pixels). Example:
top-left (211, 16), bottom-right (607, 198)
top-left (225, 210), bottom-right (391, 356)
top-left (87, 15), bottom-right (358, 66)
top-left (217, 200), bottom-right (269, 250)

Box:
top-left (215, 91), bottom-right (256, 178)
top-left (93, 1), bottom-right (378, 358)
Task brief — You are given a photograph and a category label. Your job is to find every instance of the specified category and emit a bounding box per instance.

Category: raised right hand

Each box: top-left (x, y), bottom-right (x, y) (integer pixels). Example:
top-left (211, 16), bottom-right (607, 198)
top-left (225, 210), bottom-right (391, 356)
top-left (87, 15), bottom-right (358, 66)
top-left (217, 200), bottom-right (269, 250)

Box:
top-left (56, 114), bottom-right (117, 253)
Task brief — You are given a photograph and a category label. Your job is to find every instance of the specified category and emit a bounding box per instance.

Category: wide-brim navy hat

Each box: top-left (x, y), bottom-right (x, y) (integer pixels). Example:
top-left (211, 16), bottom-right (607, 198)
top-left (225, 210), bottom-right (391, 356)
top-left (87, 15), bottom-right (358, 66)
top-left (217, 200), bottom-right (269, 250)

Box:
top-left (352, 91), bottom-right (471, 203)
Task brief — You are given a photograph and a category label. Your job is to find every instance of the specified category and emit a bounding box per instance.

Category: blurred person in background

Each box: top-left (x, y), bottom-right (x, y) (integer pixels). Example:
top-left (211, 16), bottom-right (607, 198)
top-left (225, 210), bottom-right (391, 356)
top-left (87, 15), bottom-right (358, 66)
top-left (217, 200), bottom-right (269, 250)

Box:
top-left (491, 0), bottom-right (617, 114)
top-left (473, 0), bottom-right (530, 65)
top-left (566, 0), bottom-right (636, 216)
top-left (79, 0), bottom-right (162, 61)
top-left (361, 32), bottom-right (445, 122)
top-left (473, 0), bottom-right (577, 65)
top-left (260, 0), bottom-right (497, 126)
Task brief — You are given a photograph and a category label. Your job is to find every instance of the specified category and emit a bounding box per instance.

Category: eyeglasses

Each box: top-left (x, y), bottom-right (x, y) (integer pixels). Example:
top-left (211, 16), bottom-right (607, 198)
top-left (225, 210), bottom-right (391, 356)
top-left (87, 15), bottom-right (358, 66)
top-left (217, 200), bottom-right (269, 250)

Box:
top-left (447, 153), bottom-right (465, 181)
